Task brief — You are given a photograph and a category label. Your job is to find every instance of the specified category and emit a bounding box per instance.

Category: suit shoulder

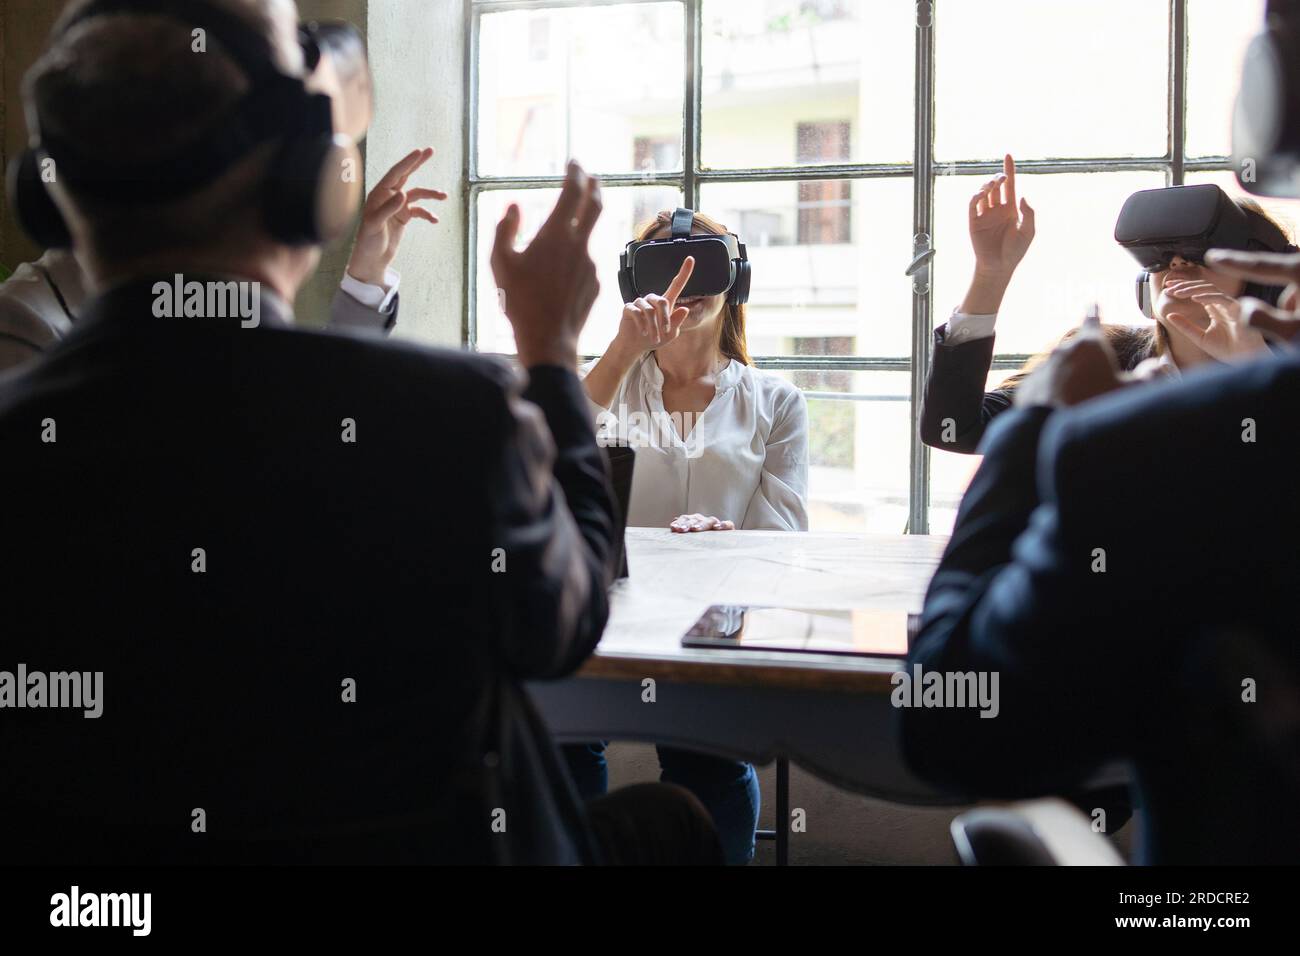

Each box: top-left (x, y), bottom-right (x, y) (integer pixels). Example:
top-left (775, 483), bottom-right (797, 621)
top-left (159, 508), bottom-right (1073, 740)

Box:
top-left (1048, 353), bottom-right (1300, 453)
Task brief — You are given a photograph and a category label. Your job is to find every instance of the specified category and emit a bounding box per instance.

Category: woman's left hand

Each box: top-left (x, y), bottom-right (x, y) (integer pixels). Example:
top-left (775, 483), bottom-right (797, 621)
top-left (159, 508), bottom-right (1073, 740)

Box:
top-left (347, 147), bottom-right (446, 285)
top-left (1161, 280), bottom-right (1268, 361)
top-left (669, 514), bottom-right (735, 533)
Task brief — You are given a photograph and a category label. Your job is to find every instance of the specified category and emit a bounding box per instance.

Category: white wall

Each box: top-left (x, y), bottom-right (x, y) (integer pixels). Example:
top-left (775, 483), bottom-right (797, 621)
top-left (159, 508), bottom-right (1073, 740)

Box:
top-left (365, 0), bottom-right (466, 346)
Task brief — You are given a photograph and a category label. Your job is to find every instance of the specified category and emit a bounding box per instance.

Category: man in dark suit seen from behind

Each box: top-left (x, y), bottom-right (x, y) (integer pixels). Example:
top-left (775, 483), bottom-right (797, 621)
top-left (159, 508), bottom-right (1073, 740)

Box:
top-left (0, 0), bottom-right (719, 866)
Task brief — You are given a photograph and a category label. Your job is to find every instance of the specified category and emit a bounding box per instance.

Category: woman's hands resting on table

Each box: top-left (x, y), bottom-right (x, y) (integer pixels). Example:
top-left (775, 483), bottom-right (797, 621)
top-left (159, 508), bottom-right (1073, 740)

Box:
top-left (670, 514), bottom-right (735, 533)
top-left (959, 153), bottom-right (1037, 316)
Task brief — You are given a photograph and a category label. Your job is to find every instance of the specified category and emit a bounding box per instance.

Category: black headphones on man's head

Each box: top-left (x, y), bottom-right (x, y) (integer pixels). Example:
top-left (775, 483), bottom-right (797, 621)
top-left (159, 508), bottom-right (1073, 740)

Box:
top-left (6, 0), bottom-right (366, 250)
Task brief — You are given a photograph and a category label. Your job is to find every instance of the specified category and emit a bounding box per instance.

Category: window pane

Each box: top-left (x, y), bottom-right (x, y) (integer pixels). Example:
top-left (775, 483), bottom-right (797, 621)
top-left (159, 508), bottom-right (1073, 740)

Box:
top-left (475, 185), bottom-right (683, 356)
top-left (933, 171), bottom-right (1167, 355)
top-left (477, 3), bottom-right (684, 176)
top-left (935, 0), bottom-right (1168, 161)
top-left (766, 371), bottom-right (911, 533)
top-left (701, 0), bottom-right (914, 168)
top-left (700, 177), bottom-right (913, 358)
top-left (928, 371), bottom-right (1008, 534)
top-left (1186, 0), bottom-right (1266, 158)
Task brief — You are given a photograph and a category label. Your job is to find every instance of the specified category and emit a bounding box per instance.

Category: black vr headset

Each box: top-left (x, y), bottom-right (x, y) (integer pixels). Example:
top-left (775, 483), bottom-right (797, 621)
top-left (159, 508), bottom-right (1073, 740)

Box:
top-left (618, 208), bottom-right (751, 306)
top-left (1232, 0), bottom-right (1300, 197)
top-left (1114, 184), bottom-right (1294, 317)
top-left (6, 0), bottom-right (370, 250)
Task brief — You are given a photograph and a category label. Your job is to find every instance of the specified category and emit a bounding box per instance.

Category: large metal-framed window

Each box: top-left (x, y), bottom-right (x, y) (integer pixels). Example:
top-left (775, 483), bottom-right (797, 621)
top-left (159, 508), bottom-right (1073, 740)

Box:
top-left (464, 0), bottom-right (1228, 534)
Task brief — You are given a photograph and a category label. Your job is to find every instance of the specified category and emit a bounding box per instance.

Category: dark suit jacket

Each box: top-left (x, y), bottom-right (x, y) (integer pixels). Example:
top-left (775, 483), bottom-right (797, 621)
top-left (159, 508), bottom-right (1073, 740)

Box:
top-left (0, 278), bottom-right (615, 864)
top-left (901, 352), bottom-right (1300, 863)
top-left (918, 326), bottom-right (1013, 454)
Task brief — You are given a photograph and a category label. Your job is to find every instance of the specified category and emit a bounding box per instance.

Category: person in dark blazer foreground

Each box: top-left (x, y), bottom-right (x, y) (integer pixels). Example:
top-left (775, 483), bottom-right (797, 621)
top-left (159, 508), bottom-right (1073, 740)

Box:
top-left (900, 291), bottom-right (1300, 864)
top-left (0, 0), bottom-right (719, 865)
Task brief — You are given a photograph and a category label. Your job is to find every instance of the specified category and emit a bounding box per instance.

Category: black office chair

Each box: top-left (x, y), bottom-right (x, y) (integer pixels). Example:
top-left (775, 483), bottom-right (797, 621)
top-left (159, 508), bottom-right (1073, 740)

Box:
top-left (950, 799), bottom-right (1126, 866)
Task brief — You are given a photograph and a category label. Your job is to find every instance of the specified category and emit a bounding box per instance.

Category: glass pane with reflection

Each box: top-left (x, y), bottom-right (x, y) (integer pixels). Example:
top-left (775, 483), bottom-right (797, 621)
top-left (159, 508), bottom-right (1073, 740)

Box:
top-left (700, 177), bottom-right (914, 359)
top-left (701, 0), bottom-right (914, 168)
top-left (928, 370), bottom-right (1012, 535)
top-left (478, 3), bottom-right (684, 177)
top-left (935, 0), bottom-right (1167, 162)
top-left (766, 370), bottom-right (912, 533)
top-left (1186, 0), bottom-right (1266, 159)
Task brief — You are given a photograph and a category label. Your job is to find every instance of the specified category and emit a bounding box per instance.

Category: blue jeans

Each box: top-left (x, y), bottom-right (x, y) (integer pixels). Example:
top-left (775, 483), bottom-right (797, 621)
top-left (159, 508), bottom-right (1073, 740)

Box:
top-left (562, 742), bottom-right (760, 865)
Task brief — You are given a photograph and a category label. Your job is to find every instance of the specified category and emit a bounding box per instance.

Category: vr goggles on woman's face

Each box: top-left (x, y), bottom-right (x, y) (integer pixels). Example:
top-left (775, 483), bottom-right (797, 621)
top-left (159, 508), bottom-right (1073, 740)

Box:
top-left (1115, 183), bottom-right (1294, 317)
top-left (618, 208), bottom-right (752, 305)
top-left (1114, 183), bottom-right (1289, 271)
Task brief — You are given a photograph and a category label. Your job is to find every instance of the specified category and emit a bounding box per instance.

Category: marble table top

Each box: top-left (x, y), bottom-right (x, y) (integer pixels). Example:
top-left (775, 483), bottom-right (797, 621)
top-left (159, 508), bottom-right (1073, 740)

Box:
top-left (581, 528), bottom-right (948, 692)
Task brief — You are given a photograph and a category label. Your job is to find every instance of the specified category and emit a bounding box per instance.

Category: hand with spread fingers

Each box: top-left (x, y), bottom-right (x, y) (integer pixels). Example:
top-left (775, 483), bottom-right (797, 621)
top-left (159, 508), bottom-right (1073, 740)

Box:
top-left (1204, 249), bottom-right (1300, 346)
top-left (669, 513), bottom-right (735, 533)
top-left (1160, 278), bottom-right (1267, 361)
top-left (347, 147), bottom-right (446, 286)
top-left (490, 160), bottom-right (604, 369)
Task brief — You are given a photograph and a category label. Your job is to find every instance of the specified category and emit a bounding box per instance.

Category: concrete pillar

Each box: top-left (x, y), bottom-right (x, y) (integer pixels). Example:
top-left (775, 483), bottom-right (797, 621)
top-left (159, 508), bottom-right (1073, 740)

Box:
top-left (364, 0), bottom-right (466, 346)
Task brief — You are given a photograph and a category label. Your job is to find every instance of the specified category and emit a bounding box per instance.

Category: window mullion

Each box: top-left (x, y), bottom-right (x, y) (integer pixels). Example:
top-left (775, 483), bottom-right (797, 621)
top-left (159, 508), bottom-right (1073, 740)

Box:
top-left (1170, 0), bottom-right (1188, 185)
top-left (685, 0), bottom-right (702, 209)
top-left (908, 0), bottom-right (936, 536)
top-left (465, 0), bottom-right (481, 350)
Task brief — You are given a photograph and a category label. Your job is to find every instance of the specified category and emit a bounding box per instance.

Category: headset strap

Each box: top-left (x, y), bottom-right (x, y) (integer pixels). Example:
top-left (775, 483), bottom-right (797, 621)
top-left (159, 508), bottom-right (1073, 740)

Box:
top-left (670, 207), bottom-right (695, 239)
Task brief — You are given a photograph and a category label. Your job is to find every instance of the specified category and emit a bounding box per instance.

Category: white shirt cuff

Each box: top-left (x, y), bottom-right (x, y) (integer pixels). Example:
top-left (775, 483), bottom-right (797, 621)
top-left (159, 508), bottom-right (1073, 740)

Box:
top-left (942, 310), bottom-right (997, 344)
top-left (341, 268), bottom-right (401, 313)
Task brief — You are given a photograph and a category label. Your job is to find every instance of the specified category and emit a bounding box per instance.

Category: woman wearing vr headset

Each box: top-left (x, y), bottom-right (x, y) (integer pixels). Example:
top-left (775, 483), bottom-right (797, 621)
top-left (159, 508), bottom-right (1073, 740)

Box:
top-left (567, 209), bottom-right (810, 865)
top-left (919, 155), bottom-right (1293, 454)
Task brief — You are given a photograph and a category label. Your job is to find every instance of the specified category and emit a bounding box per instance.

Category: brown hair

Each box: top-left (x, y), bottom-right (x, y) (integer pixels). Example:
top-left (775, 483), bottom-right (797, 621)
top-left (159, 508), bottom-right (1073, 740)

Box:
top-left (999, 324), bottom-right (1157, 391)
top-left (635, 211), bottom-right (753, 366)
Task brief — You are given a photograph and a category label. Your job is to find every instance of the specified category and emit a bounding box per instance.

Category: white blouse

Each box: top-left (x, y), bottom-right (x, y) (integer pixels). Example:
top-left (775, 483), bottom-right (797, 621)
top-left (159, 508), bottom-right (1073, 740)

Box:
top-left (582, 353), bottom-right (810, 531)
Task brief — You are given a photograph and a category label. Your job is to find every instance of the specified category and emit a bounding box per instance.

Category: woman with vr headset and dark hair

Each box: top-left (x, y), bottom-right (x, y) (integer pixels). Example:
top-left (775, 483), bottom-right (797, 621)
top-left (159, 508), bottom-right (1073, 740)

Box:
top-left (919, 154), bottom-right (1294, 454)
top-left (565, 208), bottom-right (810, 865)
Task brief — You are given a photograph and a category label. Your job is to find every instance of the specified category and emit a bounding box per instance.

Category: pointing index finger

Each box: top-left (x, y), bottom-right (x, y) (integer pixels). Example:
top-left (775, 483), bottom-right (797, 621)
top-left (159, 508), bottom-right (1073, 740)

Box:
top-left (665, 256), bottom-right (695, 303)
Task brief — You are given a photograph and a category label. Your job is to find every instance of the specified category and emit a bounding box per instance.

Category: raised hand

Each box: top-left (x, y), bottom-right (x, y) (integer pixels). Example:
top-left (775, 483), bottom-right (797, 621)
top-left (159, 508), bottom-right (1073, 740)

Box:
top-left (1160, 279), bottom-right (1267, 361)
top-left (969, 153), bottom-right (1036, 279)
top-left (1204, 249), bottom-right (1300, 345)
top-left (614, 256), bottom-right (695, 354)
top-left (491, 160), bottom-right (603, 368)
top-left (347, 147), bottom-right (446, 285)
